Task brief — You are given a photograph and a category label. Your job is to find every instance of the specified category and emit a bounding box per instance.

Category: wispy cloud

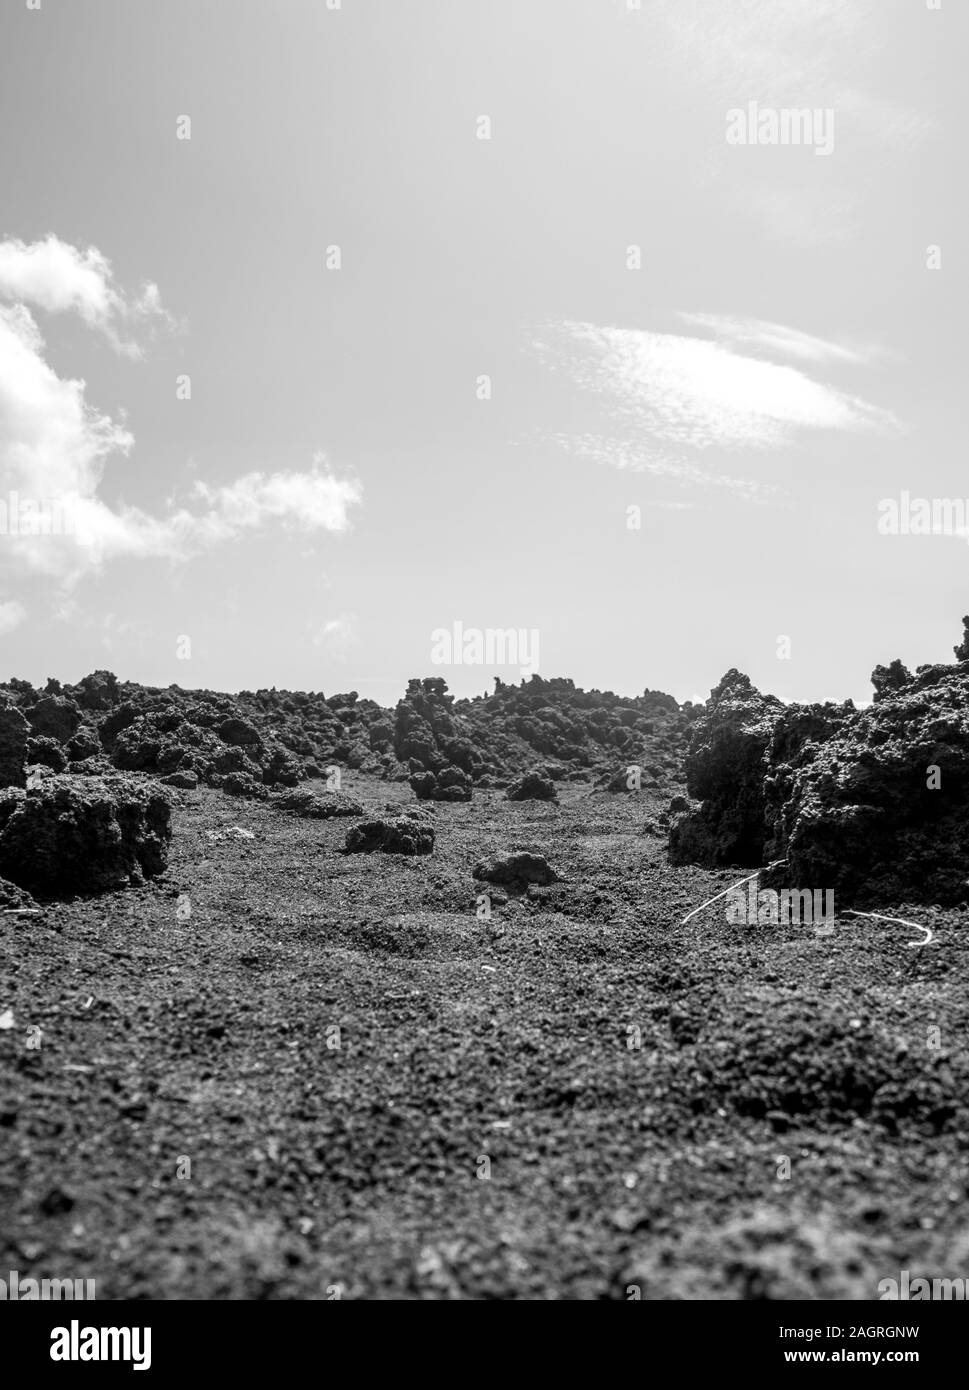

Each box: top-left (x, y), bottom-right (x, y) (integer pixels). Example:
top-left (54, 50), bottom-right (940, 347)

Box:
top-left (531, 316), bottom-right (898, 501)
top-left (311, 613), bottom-right (359, 660)
top-left (534, 319), bottom-right (897, 453)
top-left (677, 313), bottom-right (886, 368)
top-left (543, 431), bottom-right (775, 501)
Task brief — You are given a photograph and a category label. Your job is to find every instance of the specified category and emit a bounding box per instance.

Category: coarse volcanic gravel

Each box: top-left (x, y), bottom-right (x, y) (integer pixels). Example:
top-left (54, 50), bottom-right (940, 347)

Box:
top-left (2, 775), bottom-right (968, 1300)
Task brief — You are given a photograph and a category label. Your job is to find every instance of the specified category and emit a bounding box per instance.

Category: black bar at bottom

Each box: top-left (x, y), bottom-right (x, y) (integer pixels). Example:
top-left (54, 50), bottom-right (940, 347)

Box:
top-left (0, 1299), bottom-right (960, 1379)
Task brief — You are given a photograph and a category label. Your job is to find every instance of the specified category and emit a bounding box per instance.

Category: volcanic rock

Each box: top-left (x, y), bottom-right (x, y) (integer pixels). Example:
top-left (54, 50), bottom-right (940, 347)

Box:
top-left (271, 788), bottom-right (363, 818)
top-left (345, 811), bottom-right (434, 856)
top-left (410, 765), bottom-right (473, 802)
top-left (473, 851), bottom-right (559, 887)
top-left (73, 670), bottom-right (121, 712)
top-left (0, 698), bottom-right (28, 790)
top-left (24, 694), bottom-right (82, 743)
top-left (217, 771), bottom-right (269, 799)
top-left (161, 770), bottom-right (199, 790)
top-left (668, 670), bottom-right (782, 868)
top-left (26, 736), bottom-right (68, 772)
top-left (66, 726), bottom-right (102, 762)
top-left (0, 876), bottom-right (37, 910)
top-left (506, 771), bottom-right (557, 802)
top-left (0, 773), bottom-right (173, 894)
top-left (764, 659), bottom-right (969, 907)
top-left (217, 716), bottom-right (263, 748)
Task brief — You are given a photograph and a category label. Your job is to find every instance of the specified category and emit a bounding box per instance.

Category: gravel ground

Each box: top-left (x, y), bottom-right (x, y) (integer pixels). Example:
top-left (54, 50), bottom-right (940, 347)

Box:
top-left (2, 776), bottom-right (967, 1300)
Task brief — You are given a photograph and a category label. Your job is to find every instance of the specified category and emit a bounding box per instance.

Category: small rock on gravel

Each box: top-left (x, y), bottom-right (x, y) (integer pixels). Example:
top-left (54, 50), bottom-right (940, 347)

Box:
top-left (345, 813), bottom-right (434, 856)
top-left (473, 851), bottom-right (559, 886)
top-left (506, 771), bottom-right (557, 802)
top-left (271, 788), bottom-right (364, 818)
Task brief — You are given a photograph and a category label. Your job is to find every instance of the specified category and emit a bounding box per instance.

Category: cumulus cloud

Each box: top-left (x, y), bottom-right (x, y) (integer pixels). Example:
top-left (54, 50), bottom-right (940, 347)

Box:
top-left (59, 466), bottom-right (361, 576)
top-left (0, 235), bottom-right (172, 357)
top-left (0, 237), bottom-right (362, 597)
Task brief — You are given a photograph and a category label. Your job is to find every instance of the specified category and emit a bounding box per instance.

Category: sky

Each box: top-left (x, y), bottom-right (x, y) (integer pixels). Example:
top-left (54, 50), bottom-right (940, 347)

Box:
top-left (0, 0), bottom-right (964, 706)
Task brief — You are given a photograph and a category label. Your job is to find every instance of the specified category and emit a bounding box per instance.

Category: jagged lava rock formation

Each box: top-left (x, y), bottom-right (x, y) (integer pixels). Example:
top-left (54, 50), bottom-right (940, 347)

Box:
top-left (0, 773), bottom-right (172, 894)
top-left (0, 669), bottom-right (694, 793)
top-left (670, 618), bottom-right (969, 909)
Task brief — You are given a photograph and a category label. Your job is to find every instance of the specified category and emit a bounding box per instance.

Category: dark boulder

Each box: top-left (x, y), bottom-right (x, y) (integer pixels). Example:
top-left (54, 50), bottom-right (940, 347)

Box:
top-left (871, 659), bottom-right (913, 703)
top-left (0, 876), bottom-right (38, 911)
top-left (271, 788), bottom-right (363, 818)
top-left (24, 694), bottom-right (82, 743)
top-left (26, 736), bottom-right (68, 773)
top-left (0, 698), bottom-right (28, 789)
top-left (345, 811), bottom-right (434, 856)
top-left (66, 726), bottom-right (102, 762)
top-left (410, 765), bottom-right (473, 802)
top-left (161, 770), bottom-right (199, 790)
top-left (217, 716), bottom-right (263, 748)
top-left (506, 770), bottom-right (557, 802)
top-left (765, 661), bottom-right (969, 907)
top-left (72, 670), bottom-right (120, 712)
top-left (473, 851), bottom-right (559, 887)
top-left (260, 745), bottom-right (302, 787)
top-left (217, 771), bottom-right (269, 799)
top-left (669, 671), bottom-right (783, 868)
top-left (0, 773), bottom-right (172, 894)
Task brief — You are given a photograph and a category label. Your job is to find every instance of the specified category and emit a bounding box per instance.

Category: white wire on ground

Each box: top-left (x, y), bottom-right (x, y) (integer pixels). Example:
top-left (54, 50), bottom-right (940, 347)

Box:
top-left (842, 909), bottom-right (934, 948)
top-left (680, 859), bottom-right (788, 926)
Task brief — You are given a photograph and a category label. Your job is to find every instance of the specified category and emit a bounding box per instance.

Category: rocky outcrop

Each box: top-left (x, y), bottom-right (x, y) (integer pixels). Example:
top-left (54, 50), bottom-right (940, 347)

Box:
top-left (0, 773), bottom-right (173, 894)
top-left (870, 659), bottom-right (913, 703)
top-left (668, 671), bottom-right (784, 867)
top-left (345, 810), bottom-right (434, 856)
top-left (458, 676), bottom-right (691, 787)
top-left (409, 766), bottom-right (473, 802)
top-left (161, 769), bottom-right (199, 790)
top-left (765, 660), bottom-right (969, 907)
top-left (0, 698), bottom-right (28, 790)
top-left (1, 668), bottom-right (694, 792)
top-left (0, 875), bottom-right (37, 910)
top-left (506, 770), bottom-right (557, 802)
top-left (671, 620), bottom-right (969, 908)
top-left (74, 670), bottom-right (120, 712)
top-left (473, 851), bottom-right (559, 887)
top-left (26, 736), bottom-right (68, 773)
top-left (24, 694), bottom-right (82, 743)
top-left (393, 678), bottom-right (481, 781)
top-left (271, 788), bottom-right (363, 818)
top-left (104, 698), bottom-right (304, 793)
top-left (66, 726), bottom-right (101, 762)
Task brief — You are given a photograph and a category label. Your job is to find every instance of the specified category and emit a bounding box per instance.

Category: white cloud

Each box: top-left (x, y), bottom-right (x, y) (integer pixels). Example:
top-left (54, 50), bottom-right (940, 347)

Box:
top-left (677, 313), bottom-right (884, 368)
top-left (0, 235), bottom-right (172, 357)
top-left (189, 461), bottom-right (357, 538)
top-left (533, 318), bottom-right (897, 457)
top-left (0, 237), bottom-right (362, 598)
top-left (22, 462), bottom-right (362, 580)
top-left (311, 613), bottom-right (359, 659)
top-left (543, 431), bottom-right (776, 501)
